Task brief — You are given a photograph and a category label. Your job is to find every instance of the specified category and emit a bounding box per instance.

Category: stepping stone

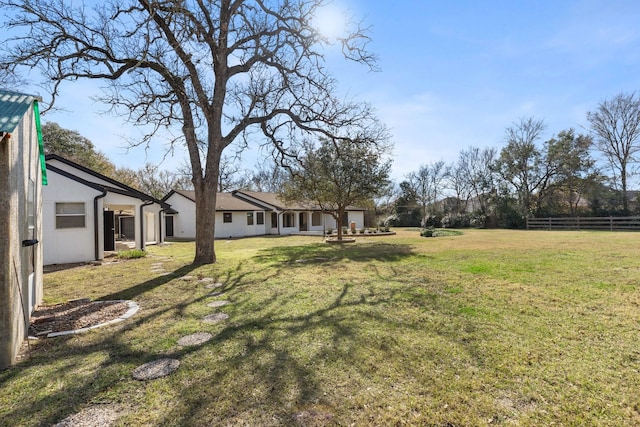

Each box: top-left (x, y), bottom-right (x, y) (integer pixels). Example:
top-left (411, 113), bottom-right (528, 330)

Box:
top-left (52, 404), bottom-right (125, 427)
top-left (207, 291), bottom-right (225, 297)
top-left (198, 278), bottom-right (215, 283)
top-left (177, 332), bottom-right (213, 347)
top-left (180, 275), bottom-right (194, 280)
top-left (206, 300), bottom-right (229, 308)
top-left (151, 263), bottom-right (164, 268)
top-left (202, 313), bottom-right (229, 323)
top-left (204, 282), bottom-right (224, 289)
top-left (150, 269), bottom-right (165, 273)
top-left (132, 358), bottom-right (180, 381)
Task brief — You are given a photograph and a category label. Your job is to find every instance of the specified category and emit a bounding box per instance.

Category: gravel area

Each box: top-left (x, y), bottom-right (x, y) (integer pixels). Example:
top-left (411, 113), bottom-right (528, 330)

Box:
top-left (29, 300), bottom-right (130, 335)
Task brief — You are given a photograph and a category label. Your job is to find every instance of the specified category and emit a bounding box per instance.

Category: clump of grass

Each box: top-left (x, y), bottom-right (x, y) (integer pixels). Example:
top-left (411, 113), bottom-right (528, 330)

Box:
top-left (116, 249), bottom-right (147, 259)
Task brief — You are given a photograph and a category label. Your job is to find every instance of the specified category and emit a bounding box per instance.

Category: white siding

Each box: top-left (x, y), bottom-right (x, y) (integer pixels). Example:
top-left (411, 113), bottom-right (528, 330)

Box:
top-left (43, 171), bottom-right (100, 264)
top-left (164, 193), bottom-right (196, 239)
top-left (214, 211), bottom-right (267, 238)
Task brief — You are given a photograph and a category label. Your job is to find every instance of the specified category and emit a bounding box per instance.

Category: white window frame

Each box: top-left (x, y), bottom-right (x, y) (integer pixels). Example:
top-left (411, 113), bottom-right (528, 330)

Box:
top-left (55, 202), bottom-right (86, 229)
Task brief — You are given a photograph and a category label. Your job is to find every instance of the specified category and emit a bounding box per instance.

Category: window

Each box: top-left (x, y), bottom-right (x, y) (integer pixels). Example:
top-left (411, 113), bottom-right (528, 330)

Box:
top-left (247, 212), bottom-right (254, 225)
top-left (283, 212), bottom-right (295, 228)
top-left (342, 211), bottom-right (349, 225)
top-left (223, 212), bottom-right (232, 223)
top-left (56, 202), bottom-right (86, 228)
top-left (271, 212), bottom-right (278, 228)
top-left (311, 212), bottom-right (321, 226)
top-left (257, 212), bottom-right (264, 225)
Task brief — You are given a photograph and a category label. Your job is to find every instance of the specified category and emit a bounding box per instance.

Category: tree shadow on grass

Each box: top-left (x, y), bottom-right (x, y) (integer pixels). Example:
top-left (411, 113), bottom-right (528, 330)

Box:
top-left (0, 253), bottom-right (492, 426)
top-left (253, 241), bottom-right (417, 266)
top-left (98, 264), bottom-right (201, 302)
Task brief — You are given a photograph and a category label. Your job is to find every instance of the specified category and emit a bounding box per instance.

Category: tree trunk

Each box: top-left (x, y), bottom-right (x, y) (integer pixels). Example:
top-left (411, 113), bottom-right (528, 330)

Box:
top-left (335, 209), bottom-right (344, 240)
top-left (621, 164), bottom-right (629, 214)
top-left (193, 177), bottom-right (218, 264)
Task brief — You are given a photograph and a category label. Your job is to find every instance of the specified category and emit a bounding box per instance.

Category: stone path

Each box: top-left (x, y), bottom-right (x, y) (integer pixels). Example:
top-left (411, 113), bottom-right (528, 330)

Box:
top-left (177, 332), bottom-right (213, 347)
top-left (131, 263), bottom-right (230, 383)
top-left (132, 358), bottom-right (181, 381)
top-left (58, 263), bottom-right (234, 424)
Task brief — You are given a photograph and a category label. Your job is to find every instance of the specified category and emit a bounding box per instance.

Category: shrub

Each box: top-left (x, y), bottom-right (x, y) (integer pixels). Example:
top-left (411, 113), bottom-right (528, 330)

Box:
top-left (421, 228), bottom-right (435, 237)
top-left (117, 249), bottom-right (147, 259)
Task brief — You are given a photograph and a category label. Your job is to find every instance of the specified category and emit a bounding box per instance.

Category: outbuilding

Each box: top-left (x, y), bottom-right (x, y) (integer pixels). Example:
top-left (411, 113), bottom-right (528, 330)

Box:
top-left (43, 155), bottom-right (173, 264)
top-left (0, 90), bottom-right (46, 368)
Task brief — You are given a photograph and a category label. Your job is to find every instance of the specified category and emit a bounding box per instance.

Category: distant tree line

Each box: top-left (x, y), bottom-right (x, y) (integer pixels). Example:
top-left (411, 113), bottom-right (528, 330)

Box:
top-left (44, 91), bottom-right (640, 230)
top-left (380, 91), bottom-right (640, 229)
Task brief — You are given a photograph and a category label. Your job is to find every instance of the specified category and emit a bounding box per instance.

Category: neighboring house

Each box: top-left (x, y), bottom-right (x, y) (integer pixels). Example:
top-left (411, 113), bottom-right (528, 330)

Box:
top-left (43, 155), bottom-right (174, 264)
top-left (0, 90), bottom-right (46, 369)
top-left (162, 189), bottom-right (366, 240)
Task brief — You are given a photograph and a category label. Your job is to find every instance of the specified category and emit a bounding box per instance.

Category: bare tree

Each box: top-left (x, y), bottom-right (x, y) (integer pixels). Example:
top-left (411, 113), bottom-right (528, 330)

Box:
top-left (1, 0), bottom-right (377, 264)
top-left (587, 92), bottom-right (640, 213)
top-left (493, 117), bottom-right (548, 216)
top-left (235, 159), bottom-right (289, 192)
top-left (408, 161), bottom-right (446, 225)
top-left (458, 146), bottom-right (496, 214)
top-left (216, 155), bottom-right (242, 192)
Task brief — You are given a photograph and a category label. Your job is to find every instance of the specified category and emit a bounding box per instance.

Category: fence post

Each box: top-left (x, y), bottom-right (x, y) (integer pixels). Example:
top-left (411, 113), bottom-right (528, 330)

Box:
top-left (610, 216), bottom-right (613, 231)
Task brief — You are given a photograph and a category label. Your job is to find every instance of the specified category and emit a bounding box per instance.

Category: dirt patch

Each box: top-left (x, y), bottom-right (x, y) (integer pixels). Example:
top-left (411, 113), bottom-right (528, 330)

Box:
top-left (29, 299), bottom-right (130, 335)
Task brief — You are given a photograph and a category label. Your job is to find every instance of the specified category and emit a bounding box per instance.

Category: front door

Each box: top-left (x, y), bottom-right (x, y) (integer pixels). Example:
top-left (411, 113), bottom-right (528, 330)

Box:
top-left (165, 216), bottom-right (174, 237)
top-left (103, 211), bottom-right (115, 251)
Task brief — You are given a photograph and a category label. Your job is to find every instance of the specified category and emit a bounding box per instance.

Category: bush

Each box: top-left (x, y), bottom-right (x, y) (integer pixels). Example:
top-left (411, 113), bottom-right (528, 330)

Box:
top-left (421, 227), bottom-right (435, 237)
top-left (117, 249), bottom-right (147, 259)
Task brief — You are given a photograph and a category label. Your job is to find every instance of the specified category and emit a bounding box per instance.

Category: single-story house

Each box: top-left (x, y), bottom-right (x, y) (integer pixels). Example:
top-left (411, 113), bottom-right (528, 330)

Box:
top-left (0, 90), bottom-right (45, 368)
top-left (43, 155), bottom-right (174, 264)
top-left (162, 189), bottom-right (366, 239)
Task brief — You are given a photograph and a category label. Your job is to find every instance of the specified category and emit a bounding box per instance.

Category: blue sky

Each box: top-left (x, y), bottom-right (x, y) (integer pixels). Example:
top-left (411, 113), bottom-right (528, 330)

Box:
top-left (26, 0), bottom-right (640, 181)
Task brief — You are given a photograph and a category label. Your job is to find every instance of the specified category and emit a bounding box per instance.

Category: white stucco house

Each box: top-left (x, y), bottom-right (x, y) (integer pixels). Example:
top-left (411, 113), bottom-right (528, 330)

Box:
top-left (0, 90), bottom-right (45, 368)
top-left (162, 189), bottom-right (366, 240)
top-left (43, 155), bottom-right (174, 265)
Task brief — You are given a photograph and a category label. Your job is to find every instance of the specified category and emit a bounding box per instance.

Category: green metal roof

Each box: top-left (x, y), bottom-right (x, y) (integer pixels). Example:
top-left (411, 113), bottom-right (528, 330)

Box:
top-left (0, 89), bottom-right (39, 133)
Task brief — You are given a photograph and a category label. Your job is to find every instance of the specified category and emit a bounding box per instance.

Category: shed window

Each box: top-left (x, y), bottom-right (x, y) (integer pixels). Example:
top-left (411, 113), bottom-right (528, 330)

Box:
top-left (271, 212), bottom-right (278, 228)
top-left (56, 202), bottom-right (86, 228)
top-left (247, 212), bottom-right (254, 225)
top-left (223, 212), bottom-right (232, 223)
top-left (257, 212), bottom-right (264, 225)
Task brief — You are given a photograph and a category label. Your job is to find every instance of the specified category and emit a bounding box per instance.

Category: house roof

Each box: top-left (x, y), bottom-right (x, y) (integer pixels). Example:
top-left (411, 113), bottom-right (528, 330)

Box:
top-left (232, 190), bottom-right (319, 211)
top-left (164, 189), bottom-right (267, 211)
top-left (0, 90), bottom-right (41, 134)
top-left (233, 190), bottom-right (366, 212)
top-left (45, 155), bottom-right (173, 210)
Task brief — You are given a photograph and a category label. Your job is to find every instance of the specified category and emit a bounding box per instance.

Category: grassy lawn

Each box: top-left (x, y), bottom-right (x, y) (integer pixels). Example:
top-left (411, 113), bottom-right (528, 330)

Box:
top-left (1, 229), bottom-right (639, 426)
